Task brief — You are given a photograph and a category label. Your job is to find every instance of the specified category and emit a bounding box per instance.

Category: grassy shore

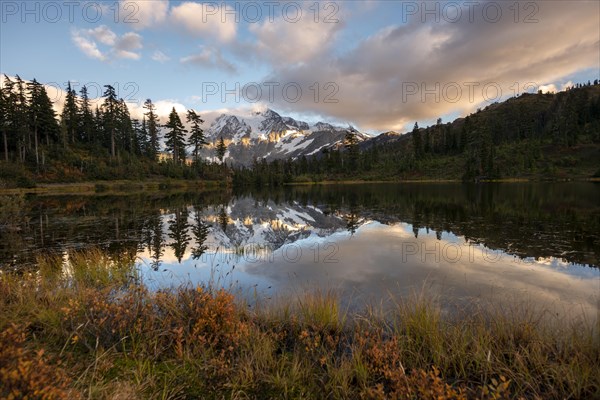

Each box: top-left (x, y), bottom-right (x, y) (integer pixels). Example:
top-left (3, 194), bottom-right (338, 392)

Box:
top-left (1, 250), bottom-right (598, 399)
top-left (284, 177), bottom-right (600, 186)
top-left (0, 178), bottom-right (229, 196)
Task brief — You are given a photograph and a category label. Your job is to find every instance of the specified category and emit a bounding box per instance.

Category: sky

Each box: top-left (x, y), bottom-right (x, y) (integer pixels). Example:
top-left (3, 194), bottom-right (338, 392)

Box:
top-left (1, 0), bottom-right (599, 134)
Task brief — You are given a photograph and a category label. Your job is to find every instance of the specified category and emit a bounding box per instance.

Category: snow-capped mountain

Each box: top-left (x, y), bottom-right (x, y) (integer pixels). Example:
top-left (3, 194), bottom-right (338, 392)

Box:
top-left (203, 197), bottom-right (349, 251)
top-left (199, 108), bottom-right (370, 166)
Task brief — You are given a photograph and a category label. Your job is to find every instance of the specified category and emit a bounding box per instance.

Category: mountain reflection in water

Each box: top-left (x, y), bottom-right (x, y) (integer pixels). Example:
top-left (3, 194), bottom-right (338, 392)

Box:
top-left (1, 183), bottom-right (598, 317)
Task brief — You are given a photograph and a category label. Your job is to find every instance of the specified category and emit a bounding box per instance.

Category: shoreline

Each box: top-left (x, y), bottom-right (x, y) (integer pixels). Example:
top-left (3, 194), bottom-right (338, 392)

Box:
top-left (0, 178), bottom-right (228, 196)
top-left (1, 176), bottom-right (598, 195)
top-left (285, 177), bottom-right (599, 185)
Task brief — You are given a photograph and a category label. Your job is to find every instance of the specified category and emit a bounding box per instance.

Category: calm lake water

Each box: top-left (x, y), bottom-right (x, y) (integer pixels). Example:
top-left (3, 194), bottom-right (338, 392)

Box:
top-left (1, 183), bottom-right (599, 317)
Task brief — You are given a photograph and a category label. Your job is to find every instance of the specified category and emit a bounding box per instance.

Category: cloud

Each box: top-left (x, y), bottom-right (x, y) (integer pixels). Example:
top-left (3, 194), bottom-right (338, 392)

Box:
top-left (119, 0), bottom-right (169, 30)
top-left (247, 6), bottom-right (344, 66)
top-left (127, 99), bottom-right (188, 121)
top-left (71, 26), bottom-right (143, 62)
top-left (114, 32), bottom-right (143, 60)
top-left (152, 50), bottom-right (170, 63)
top-left (118, 1), bottom-right (237, 42)
top-left (539, 81), bottom-right (574, 94)
top-left (154, 100), bottom-right (188, 116)
top-left (242, 222), bottom-right (599, 321)
top-left (72, 33), bottom-right (106, 61)
top-left (180, 46), bottom-right (237, 73)
top-left (261, 1), bottom-right (600, 131)
top-left (170, 2), bottom-right (237, 43)
top-left (86, 25), bottom-right (117, 46)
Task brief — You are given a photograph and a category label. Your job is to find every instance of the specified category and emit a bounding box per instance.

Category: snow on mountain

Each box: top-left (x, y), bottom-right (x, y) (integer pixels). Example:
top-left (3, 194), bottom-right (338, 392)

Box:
top-left (199, 197), bottom-right (351, 252)
top-left (205, 108), bottom-right (309, 142)
top-left (200, 108), bottom-right (371, 166)
top-left (208, 115), bottom-right (252, 142)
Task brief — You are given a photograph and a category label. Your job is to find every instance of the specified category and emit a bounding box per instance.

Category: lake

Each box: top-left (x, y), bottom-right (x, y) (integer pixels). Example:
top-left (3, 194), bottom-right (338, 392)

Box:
top-left (1, 182), bottom-right (599, 318)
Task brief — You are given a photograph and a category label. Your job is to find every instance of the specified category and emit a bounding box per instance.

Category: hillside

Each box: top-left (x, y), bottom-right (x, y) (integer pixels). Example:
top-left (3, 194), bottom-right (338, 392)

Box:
top-left (234, 83), bottom-right (600, 184)
top-left (1, 74), bottom-right (599, 187)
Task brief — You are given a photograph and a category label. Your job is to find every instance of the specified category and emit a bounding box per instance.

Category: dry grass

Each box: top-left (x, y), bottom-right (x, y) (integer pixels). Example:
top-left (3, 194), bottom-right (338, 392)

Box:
top-left (0, 250), bottom-right (598, 399)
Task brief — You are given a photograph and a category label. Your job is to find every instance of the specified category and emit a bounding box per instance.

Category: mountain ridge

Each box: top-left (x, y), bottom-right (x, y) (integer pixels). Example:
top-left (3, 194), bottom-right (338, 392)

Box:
top-left (200, 108), bottom-right (370, 166)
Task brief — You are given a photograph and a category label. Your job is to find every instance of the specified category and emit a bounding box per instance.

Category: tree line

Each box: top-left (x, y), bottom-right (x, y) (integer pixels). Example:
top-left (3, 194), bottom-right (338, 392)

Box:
top-left (0, 75), bottom-right (230, 185)
top-left (1, 74), bottom-right (598, 186)
top-left (234, 81), bottom-right (600, 184)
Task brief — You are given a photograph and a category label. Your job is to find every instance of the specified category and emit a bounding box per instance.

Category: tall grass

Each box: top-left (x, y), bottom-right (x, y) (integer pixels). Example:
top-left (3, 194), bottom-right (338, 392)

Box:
top-left (1, 250), bottom-right (598, 399)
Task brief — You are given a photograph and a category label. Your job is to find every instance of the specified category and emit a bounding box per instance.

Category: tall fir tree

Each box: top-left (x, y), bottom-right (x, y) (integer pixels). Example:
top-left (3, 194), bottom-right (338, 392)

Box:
top-left (0, 75), bottom-right (10, 161)
top-left (94, 106), bottom-right (104, 146)
top-left (412, 122), bottom-right (423, 160)
top-left (168, 208), bottom-right (190, 263)
top-left (138, 117), bottom-right (149, 156)
top-left (131, 119), bottom-right (143, 156)
top-left (102, 85), bottom-right (119, 159)
top-left (143, 99), bottom-right (160, 160)
top-left (146, 212), bottom-right (164, 271)
top-left (191, 207), bottom-right (210, 260)
top-left (39, 86), bottom-right (59, 164)
top-left (215, 136), bottom-right (227, 163)
top-left (218, 206), bottom-right (228, 233)
top-left (1, 75), bottom-right (24, 160)
top-left (14, 76), bottom-right (29, 162)
top-left (61, 82), bottom-right (79, 145)
top-left (28, 79), bottom-right (45, 166)
top-left (78, 86), bottom-right (95, 144)
top-left (344, 128), bottom-right (359, 171)
top-left (164, 107), bottom-right (187, 164)
top-left (186, 109), bottom-right (207, 164)
top-left (117, 99), bottom-right (134, 154)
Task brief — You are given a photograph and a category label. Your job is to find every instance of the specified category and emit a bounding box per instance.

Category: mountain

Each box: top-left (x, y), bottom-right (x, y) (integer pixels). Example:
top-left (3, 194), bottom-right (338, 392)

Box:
top-left (200, 108), bottom-right (371, 166)
top-left (234, 83), bottom-right (600, 183)
top-left (359, 131), bottom-right (402, 150)
top-left (202, 197), bottom-right (351, 253)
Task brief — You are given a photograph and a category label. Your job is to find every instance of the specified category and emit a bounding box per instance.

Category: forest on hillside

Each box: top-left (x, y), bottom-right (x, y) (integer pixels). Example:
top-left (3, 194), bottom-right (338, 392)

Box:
top-left (1, 74), bottom-right (599, 188)
top-left (0, 75), bottom-right (228, 188)
top-left (234, 82), bottom-right (600, 185)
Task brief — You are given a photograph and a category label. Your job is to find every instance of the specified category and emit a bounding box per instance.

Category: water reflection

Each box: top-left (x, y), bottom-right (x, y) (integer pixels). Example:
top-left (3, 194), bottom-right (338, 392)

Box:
top-left (1, 183), bottom-right (598, 314)
top-left (237, 222), bottom-right (598, 316)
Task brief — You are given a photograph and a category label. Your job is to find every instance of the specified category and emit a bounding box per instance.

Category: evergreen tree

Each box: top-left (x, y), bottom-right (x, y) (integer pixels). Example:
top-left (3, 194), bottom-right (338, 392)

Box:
top-left (168, 208), bottom-right (190, 263)
top-left (412, 122), bottom-right (423, 160)
top-left (1, 75), bottom-right (29, 161)
top-left (146, 213), bottom-right (164, 271)
top-left (138, 117), bottom-right (149, 155)
top-left (216, 136), bottom-right (227, 163)
top-left (344, 128), bottom-right (359, 171)
top-left (102, 85), bottom-right (119, 159)
top-left (38, 85), bottom-right (60, 147)
top-left (117, 99), bottom-right (134, 154)
top-left (191, 207), bottom-right (210, 260)
top-left (29, 79), bottom-right (59, 167)
top-left (143, 99), bottom-right (160, 160)
top-left (346, 212), bottom-right (360, 236)
top-left (131, 119), bottom-right (144, 156)
top-left (459, 116), bottom-right (472, 152)
top-left (186, 109), bottom-right (207, 164)
top-left (14, 76), bottom-right (29, 162)
top-left (78, 86), bottom-right (95, 144)
top-left (218, 206), bottom-right (228, 233)
top-left (164, 107), bottom-right (187, 164)
top-left (0, 76), bottom-right (10, 161)
top-left (61, 82), bottom-right (79, 145)
top-left (94, 106), bottom-right (104, 147)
